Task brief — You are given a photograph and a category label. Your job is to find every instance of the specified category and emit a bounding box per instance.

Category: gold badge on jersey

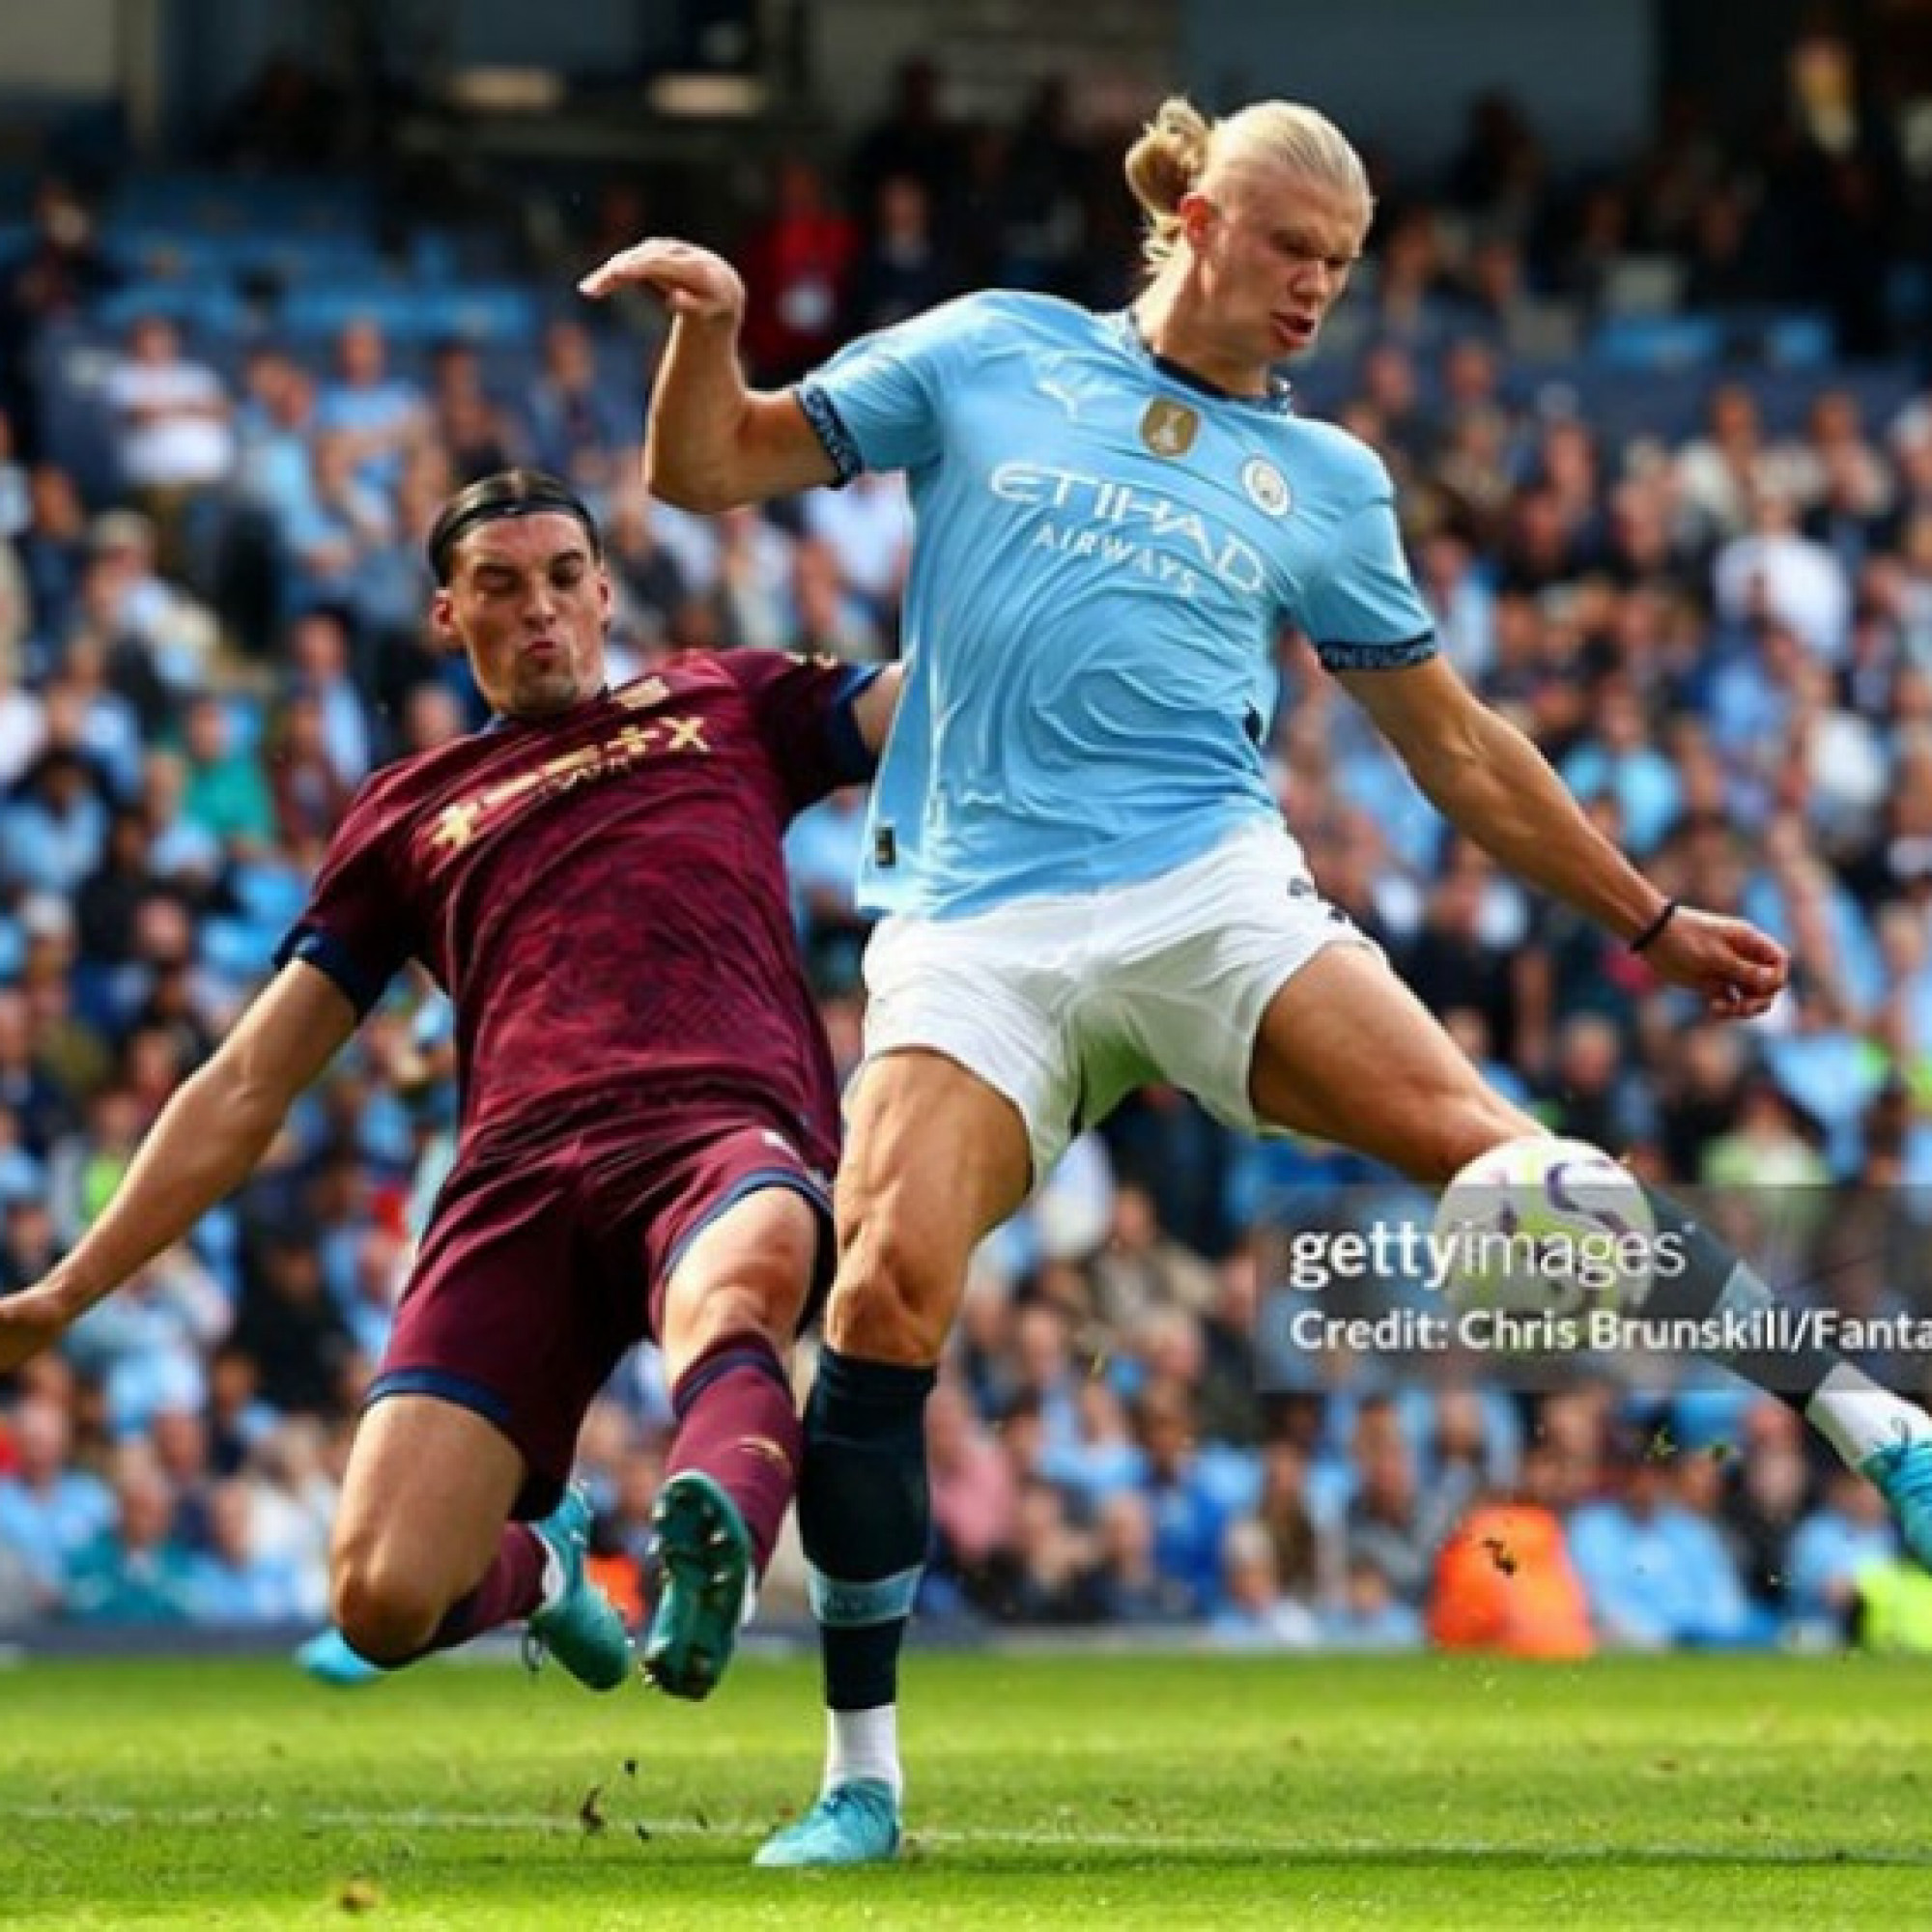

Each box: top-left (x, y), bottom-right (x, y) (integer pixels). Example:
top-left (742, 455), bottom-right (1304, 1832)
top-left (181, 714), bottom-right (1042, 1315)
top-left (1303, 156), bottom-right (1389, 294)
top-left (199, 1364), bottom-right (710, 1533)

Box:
top-left (1140, 398), bottom-right (1200, 458)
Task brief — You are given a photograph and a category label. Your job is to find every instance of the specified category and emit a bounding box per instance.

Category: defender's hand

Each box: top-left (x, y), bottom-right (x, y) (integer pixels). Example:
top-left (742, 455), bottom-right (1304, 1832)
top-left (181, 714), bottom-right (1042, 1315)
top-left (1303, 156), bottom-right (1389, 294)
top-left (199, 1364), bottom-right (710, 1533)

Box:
top-left (0, 1282), bottom-right (77, 1374)
top-left (578, 239), bottom-right (746, 325)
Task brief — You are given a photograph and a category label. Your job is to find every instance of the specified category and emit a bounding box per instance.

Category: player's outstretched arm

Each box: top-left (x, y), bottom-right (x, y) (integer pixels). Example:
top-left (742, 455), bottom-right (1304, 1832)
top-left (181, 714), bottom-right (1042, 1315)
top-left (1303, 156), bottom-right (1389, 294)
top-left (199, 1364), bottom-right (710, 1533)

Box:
top-left (577, 237), bottom-right (837, 512)
top-left (1335, 654), bottom-right (1788, 1020)
top-left (0, 962), bottom-right (359, 1373)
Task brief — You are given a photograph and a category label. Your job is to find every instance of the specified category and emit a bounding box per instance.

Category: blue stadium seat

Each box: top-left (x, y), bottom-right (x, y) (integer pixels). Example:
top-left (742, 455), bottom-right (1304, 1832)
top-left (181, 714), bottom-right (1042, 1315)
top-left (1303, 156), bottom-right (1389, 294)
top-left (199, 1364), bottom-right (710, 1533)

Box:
top-left (102, 223), bottom-right (387, 289)
top-left (1588, 314), bottom-right (1723, 372)
top-left (95, 279), bottom-right (254, 342)
top-left (108, 172), bottom-right (376, 242)
top-left (228, 862), bottom-right (308, 930)
top-left (277, 283), bottom-right (543, 347)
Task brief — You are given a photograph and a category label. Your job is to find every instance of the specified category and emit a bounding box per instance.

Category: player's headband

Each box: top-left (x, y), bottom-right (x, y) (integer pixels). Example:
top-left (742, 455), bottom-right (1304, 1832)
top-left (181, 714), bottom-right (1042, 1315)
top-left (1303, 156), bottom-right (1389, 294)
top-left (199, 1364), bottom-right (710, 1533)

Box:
top-left (426, 472), bottom-right (602, 583)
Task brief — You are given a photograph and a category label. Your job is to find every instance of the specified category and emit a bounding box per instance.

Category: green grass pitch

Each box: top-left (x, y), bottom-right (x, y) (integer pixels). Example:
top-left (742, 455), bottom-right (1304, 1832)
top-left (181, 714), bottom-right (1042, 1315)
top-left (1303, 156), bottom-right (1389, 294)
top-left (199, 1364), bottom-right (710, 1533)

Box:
top-left (1, 1650), bottom-right (1928, 1927)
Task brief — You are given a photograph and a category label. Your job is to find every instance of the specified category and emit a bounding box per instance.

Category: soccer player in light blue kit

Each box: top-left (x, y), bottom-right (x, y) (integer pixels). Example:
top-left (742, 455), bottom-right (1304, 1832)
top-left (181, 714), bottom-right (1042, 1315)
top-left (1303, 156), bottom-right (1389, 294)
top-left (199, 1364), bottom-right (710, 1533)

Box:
top-left (583, 94), bottom-right (1932, 1865)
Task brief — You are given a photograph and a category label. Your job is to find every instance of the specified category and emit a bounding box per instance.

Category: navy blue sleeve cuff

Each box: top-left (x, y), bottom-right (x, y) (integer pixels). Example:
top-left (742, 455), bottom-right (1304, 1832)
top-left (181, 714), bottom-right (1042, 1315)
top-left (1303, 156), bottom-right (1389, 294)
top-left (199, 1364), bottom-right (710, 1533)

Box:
top-left (273, 925), bottom-right (392, 1017)
top-left (826, 665), bottom-right (885, 782)
top-left (796, 383), bottom-right (862, 486)
top-left (1315, 632), bottom-right (1439, 671)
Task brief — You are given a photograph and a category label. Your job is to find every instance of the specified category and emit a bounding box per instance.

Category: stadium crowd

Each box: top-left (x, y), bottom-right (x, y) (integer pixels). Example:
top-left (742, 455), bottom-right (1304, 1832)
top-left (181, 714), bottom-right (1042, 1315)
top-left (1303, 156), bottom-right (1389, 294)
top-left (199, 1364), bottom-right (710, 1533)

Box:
top-left (3, 43), bottom-right (1932, 1655)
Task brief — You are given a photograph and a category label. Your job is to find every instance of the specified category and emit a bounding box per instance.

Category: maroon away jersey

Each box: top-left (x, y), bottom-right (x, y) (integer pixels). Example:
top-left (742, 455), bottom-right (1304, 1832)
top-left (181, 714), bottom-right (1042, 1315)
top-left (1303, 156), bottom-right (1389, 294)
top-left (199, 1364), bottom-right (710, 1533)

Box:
top-left (277, 651), bottom-right (878, 1166)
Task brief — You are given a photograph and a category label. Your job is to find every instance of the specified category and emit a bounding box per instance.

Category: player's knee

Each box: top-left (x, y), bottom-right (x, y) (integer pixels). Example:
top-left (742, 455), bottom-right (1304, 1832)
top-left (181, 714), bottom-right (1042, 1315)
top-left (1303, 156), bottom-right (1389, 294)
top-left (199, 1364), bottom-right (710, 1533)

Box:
top-left (331, 1546), bottom-right (444, 1665)
top-left (666, 1287), bottom-right (790, 1383)
top-left (825, 1220), bottom-right (952, 1364)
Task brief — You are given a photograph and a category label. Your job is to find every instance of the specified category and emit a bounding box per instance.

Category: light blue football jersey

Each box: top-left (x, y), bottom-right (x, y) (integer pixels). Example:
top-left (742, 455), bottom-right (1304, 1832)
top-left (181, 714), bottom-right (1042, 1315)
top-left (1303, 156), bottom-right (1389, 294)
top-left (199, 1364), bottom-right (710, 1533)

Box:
top-left (798, 291), bottom-right (1435, 918)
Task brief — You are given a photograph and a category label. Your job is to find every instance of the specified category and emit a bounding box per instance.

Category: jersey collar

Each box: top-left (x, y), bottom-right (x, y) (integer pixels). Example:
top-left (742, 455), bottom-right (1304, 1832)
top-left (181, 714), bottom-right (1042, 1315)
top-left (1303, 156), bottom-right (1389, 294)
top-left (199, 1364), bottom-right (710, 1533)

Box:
top-left (1110, 310), bottom-right (1295, 414)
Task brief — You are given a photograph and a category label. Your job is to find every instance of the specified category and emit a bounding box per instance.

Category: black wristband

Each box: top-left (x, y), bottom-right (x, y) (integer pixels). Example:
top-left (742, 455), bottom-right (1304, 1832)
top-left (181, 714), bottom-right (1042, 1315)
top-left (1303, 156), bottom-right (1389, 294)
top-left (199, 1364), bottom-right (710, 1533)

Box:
top-left (1628, 898), bottom-right (1680, 955)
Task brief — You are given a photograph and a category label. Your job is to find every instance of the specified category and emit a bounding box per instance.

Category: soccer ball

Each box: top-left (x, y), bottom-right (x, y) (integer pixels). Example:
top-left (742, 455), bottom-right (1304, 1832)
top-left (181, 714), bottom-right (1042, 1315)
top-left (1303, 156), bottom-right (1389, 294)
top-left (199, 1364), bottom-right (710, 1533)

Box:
top-left (1432, 1135), bottom-right (1657, 1325)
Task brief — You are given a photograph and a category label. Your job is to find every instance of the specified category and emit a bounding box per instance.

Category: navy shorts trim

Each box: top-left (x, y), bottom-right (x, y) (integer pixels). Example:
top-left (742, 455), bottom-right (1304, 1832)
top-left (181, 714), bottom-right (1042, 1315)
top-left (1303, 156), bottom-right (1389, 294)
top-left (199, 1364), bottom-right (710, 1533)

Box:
top-left (658, 1164), bottom-right (835, 1296)
top-left (363, 1365), bottom-right (514, 1430)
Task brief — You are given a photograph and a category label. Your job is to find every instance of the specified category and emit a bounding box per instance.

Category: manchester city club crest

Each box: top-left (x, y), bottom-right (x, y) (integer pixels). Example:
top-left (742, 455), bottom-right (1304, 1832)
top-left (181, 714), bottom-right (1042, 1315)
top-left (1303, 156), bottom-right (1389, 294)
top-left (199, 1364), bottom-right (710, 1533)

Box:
top-left (1140, 397), bottom-right (1200, 458)
top-left (1242, 457), bottom-right (1293, 517)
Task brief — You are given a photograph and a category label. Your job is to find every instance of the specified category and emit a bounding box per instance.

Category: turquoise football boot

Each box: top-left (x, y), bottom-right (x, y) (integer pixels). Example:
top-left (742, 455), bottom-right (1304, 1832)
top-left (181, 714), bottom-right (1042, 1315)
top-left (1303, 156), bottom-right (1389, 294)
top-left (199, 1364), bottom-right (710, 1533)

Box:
top-left (1864, 1435), bottom-right (1932, 1571)
top-left (295, 1627), bottom-right (385, 1688)
top-left (525, 1485), bottom-right (635, 1691)
top-left (641, 1471), bottom-right (753, 1700)
top-left (753, 1779), bottom-right (902, 1868)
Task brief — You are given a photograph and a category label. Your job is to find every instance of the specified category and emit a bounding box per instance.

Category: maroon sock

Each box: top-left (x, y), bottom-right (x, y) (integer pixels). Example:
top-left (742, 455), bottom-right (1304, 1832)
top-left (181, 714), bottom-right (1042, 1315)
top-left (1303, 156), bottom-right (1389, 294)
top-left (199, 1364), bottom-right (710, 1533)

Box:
top-left (417, 1522), bottom-right (548, 1658)
top-left (667, 1337), bottom-right (801, 1577)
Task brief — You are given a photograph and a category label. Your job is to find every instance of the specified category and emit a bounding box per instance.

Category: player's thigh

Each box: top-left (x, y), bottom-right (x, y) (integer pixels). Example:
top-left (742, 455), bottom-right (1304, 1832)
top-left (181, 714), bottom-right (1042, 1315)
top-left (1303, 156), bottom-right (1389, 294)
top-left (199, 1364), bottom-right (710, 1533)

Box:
top-left (862, 905), bottom-right (1090, 1182)
top-left (827, 1046), bottom-right (1034, 1362)
top-left (657, 1182), bottom-right (823, 1380)
top-left (332, 1393), bottom-right (525, 1598)
top-left (1248, 944), bottom-right (1542, 1183)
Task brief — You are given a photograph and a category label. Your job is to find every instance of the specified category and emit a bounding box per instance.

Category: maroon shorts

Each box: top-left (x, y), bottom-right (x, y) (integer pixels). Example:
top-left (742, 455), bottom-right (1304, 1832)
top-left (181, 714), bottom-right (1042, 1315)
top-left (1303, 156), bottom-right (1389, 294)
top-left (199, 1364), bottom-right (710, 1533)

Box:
top-left (366, 1111), bottom-right (834, 1520)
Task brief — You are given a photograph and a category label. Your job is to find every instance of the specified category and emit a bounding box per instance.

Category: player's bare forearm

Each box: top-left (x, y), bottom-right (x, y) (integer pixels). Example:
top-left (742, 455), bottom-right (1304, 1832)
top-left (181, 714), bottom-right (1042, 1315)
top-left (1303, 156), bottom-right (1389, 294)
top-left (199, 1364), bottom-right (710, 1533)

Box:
top-left (646, 336), bottom-right (836, 511)
top-left (644, 314), bottom-right (760, 510)
top-left (34, 965), bottom-right (358, 1334)
top-left (1335, 656), bottom-right (1663, 942)
top-left (1413, 707), bottom-right (1664, 942)
top-left (43, 1067), bottom-right (292, 1321)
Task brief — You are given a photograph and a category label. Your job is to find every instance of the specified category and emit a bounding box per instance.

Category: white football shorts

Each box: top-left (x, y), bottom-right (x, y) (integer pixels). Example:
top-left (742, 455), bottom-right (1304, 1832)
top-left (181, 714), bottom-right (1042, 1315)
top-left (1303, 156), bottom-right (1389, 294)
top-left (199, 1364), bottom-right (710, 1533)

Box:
top-left (858, 820), bottom-right (1379, 1182)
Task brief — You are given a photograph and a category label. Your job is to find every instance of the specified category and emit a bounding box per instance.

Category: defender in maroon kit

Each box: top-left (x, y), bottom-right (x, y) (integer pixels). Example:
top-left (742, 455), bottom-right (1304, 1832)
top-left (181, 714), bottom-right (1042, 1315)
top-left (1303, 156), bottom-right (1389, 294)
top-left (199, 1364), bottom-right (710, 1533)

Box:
top-left (0, 469), bottom-right (900, 1701)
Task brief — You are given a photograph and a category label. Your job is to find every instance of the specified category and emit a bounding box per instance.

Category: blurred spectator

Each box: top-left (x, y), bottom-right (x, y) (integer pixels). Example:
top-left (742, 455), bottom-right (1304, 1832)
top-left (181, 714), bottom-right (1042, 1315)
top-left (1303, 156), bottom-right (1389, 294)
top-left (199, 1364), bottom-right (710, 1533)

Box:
top-left (1209, 1519), bottom-right (1320, 1648)
top-left (63, 1454), bottom-right (197, 1623)
top-left (15, 463), bottom-right (91, 656)
top-left (285, 431), bottom-right (397, 618)
top-left (426, 339), bottom-right (522, 485)
top-left (1322, 1552), bottom-right (1425, 1649)
top-left (0, 984), bottom-right (78, 1156)
top-left (100, 316), bottom-right (235, 568)
top-left (847, 57), bottom-right (965, 234)
top-left (315, 319), bottom-right (426, 495)
top-left (790, 537), bottom-right (883, 663)
top-left (229, 1221), bottom-right (358, 1418)
top-left (283, 606), bottom-right (373, 788)
top-left (266, 692), bottom-right (354, 861)
top-left (0, 747), bottom-right (110, 895)
top-left (1093, 1183), bottom-right (1220, 1331)
top-left (1569, 1453), bottom-right (1766, 1649)
top-left (1088, 1488), bottom-right (1194, 1623)
top-left (1719, 1397), bottom-right (1812, 1611)
top-left (843, 174), bottom-right (959, 337)
top-left (1785, 1465), bottom-right (1897, 1637)
top-left (71, 507), bottom-right (221, 710)
top-left (524, 320), bottom-right (632, 496)
top-left (185, 1477), bottom-right (305, 1624)
top-left (979, 1477), bottom-right (1099, 1623)
top-left (799, 471), bottom-right (910, 633)
top-left (178, 694), bottom-right (274, 858)
top-left (0, 1392), bottom-right (114, 1611)
top-left (742, 156), bottom-right (859, 385)
top-left (1134, 1381), bottom-right (1236, 1613)
top-left (0, 181), bottom-right (119, 442)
